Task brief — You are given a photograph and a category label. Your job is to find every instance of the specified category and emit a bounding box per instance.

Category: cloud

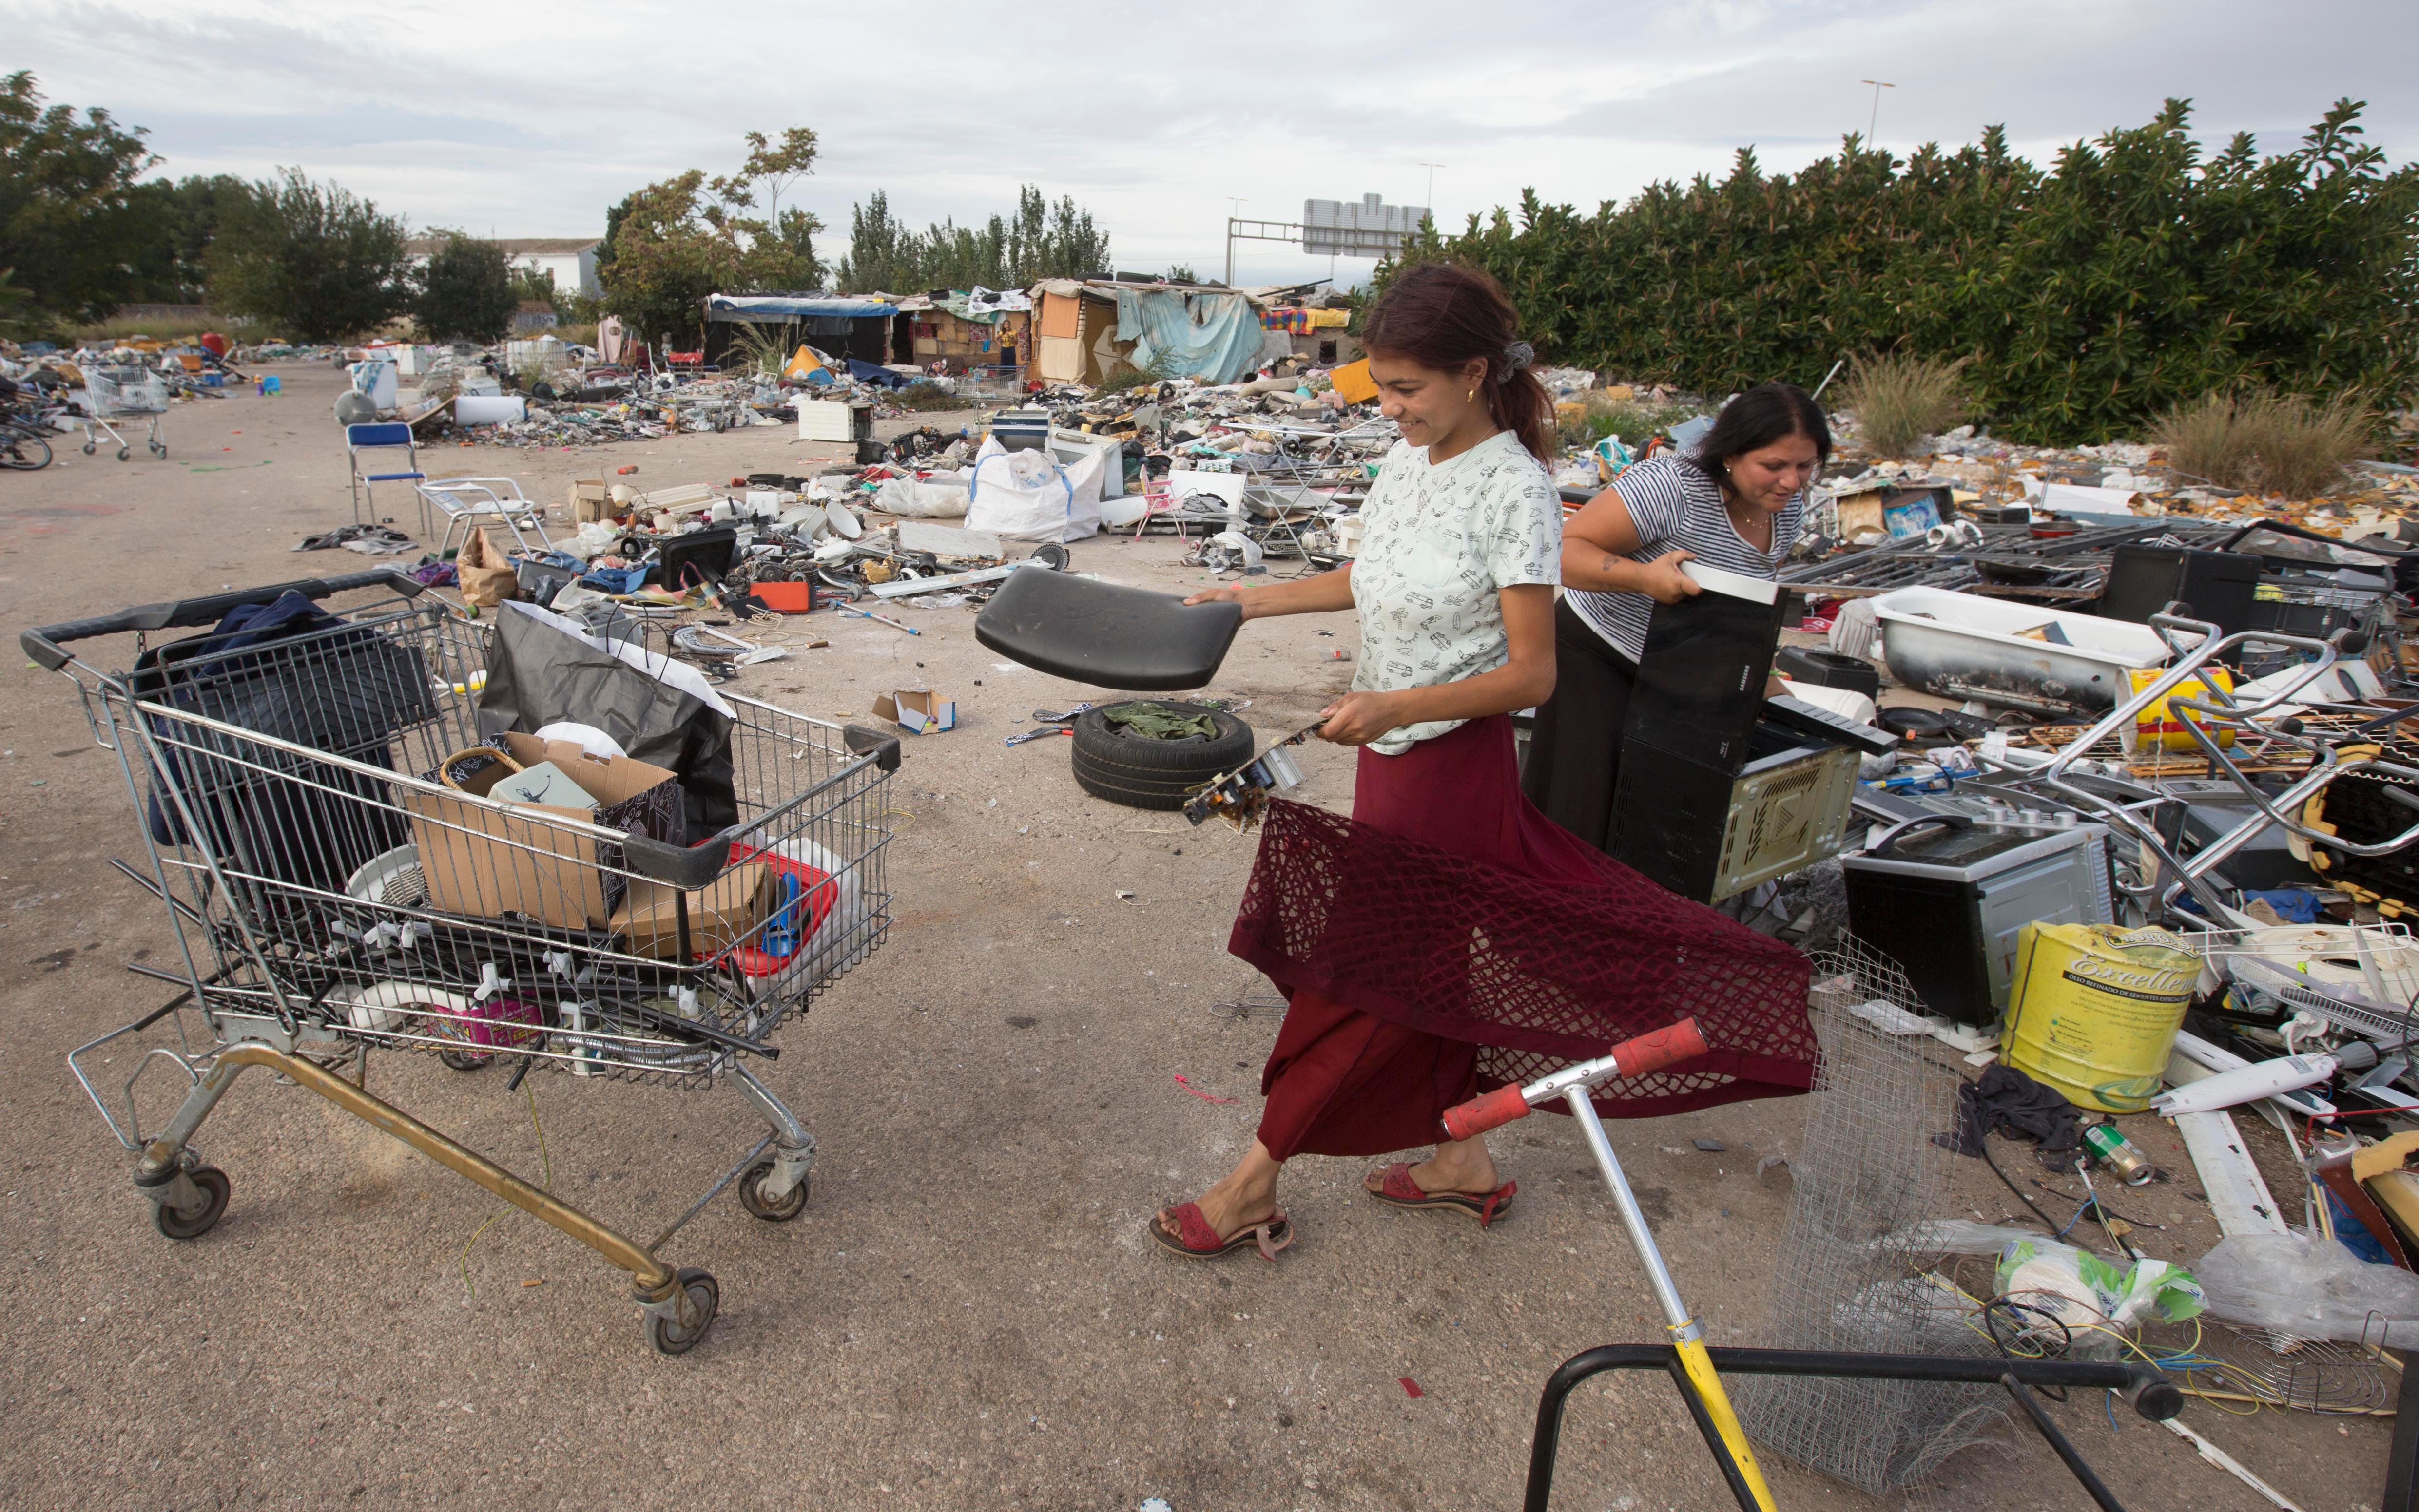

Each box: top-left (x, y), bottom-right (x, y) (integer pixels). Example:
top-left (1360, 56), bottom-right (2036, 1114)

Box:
top-left (10, 0), bottom-right (2413, 286)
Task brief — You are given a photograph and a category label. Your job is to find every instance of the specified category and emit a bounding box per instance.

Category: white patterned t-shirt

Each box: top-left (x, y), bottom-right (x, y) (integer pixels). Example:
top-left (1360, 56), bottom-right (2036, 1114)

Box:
top-left (1349, 429), bottom-right (1562, 755)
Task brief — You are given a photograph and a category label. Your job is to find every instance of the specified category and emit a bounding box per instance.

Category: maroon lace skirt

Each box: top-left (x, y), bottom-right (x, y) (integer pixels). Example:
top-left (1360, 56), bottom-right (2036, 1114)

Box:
top-left (1240, 714), bottom-right (1815, 1161)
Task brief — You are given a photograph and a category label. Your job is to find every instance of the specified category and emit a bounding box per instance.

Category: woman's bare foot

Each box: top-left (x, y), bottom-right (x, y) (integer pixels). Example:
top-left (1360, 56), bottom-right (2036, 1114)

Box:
top-left (1157, 1140), bottom-right (1284, 1245)
top-left (1362, 1135), bottom-right (1502, 1197)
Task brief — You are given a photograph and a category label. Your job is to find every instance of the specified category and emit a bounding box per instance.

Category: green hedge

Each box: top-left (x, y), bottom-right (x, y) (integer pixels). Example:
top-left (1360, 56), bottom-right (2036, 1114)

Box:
top-left (1387, 100), bottom-right (2419, 444)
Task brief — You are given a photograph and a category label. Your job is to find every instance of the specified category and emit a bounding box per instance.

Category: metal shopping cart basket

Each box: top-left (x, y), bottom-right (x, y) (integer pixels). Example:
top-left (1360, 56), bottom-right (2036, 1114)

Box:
top-left (25, 566), bottom-right (899, 1354)
top-left (76, 363), bottom-right (171, 460)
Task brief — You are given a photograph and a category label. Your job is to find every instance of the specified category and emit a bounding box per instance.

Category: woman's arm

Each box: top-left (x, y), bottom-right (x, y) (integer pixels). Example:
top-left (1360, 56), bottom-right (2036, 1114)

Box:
top-left (1317, 584), bottom-right (1557, 745)
top-left (1184, 563), bottom-right (1355, 619)
top-left (1559, 486), bottom-right (1698, 605)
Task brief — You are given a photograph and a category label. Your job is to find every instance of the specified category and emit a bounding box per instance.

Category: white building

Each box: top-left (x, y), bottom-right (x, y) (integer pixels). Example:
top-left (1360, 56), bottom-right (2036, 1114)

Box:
top-left (404, 237), bottom-right (603, 297)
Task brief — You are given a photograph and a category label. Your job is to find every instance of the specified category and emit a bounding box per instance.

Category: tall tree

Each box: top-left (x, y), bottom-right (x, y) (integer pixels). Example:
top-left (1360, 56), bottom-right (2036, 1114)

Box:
top-left (834, 184), bottom-right (1111, 293)
top-left (0, 71), bottom-right (162, 325)
top-left (413, 230), bottom-right (516, 341)
top-left (125, 173), bottom-right (253, 304)
top-left (206, 167), bottom-right (410, 341)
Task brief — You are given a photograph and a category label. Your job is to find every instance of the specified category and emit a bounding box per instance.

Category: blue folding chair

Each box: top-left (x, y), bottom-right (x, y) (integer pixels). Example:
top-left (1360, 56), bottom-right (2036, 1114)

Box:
top-left (347, 422), bottom-right (424, 528)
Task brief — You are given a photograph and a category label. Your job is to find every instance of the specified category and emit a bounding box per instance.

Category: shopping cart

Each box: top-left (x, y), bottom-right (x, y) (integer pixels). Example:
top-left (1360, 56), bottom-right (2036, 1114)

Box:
top-left (26, 567), bottom-right (899, 1354)
top-left (76, 364), bottom-right (170, 460)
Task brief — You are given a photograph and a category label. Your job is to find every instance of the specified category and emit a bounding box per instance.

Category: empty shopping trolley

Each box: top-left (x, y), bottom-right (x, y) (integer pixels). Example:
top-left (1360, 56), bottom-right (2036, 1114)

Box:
top-left (28, 566), bottom-right (899, 1354)
top-left (76, 364), bottom-right (171, 460)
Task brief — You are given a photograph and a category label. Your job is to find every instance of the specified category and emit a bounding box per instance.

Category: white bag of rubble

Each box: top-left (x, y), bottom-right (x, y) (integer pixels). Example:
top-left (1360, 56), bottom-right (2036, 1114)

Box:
top-left (873, 471), bottom-right (971, 519)
top-left (964, 436), bottom-right (1102, 542)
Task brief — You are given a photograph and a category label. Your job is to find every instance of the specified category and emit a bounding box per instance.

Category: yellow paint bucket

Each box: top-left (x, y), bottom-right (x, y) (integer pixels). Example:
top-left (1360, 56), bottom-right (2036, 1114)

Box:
top-left (2003, 923), bottom-right (2199, 1112)
top-left (2118, 665), bottom-right (2233, 755)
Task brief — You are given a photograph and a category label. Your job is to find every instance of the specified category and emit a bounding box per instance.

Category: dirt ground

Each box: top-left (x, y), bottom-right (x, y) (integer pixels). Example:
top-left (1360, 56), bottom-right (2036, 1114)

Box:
top-left (0, 364), bottom-right (2391, 1511)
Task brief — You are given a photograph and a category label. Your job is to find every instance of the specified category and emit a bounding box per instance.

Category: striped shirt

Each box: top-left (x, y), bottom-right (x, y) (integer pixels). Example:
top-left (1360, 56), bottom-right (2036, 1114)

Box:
top-left (1567, 454), bottom-right (1804, 662)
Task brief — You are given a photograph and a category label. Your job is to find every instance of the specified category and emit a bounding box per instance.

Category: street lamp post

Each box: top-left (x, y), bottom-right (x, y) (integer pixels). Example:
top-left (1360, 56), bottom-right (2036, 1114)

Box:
top-left (1859, 80), bottom-right (1895, 146)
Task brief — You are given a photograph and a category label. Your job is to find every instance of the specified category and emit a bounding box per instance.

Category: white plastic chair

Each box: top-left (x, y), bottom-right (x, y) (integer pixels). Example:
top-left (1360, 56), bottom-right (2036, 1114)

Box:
top-left (414, 476), bottom-right (553, 558)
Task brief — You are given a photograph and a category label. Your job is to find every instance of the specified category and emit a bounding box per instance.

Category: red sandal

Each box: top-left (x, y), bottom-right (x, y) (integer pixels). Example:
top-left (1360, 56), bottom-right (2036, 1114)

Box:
top-left (1149, 1202), bottom-right (1295, 1261)
top-left (1365, 1163), bottom-right (1517, 1227)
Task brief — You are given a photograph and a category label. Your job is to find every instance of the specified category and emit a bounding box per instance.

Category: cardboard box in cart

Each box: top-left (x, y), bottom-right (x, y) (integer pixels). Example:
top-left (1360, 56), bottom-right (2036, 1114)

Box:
top-left (612, 864), bottom-right (773, 958)
top-left (404, 733), bottom-right (679, 929)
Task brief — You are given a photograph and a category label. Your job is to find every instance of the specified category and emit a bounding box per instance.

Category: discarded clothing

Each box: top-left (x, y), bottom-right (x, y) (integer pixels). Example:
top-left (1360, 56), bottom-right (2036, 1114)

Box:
top-left (1233, 713), bottom-right (1818, 1123)
top-left (1938, 1063), bottom-right (2082, 1170)
top-left (1103, 702), bottom-right (1217, 740)
top-left (844, 358), bottom-right (909, 390)
top-left (294, 522), bottom-right (415, 555)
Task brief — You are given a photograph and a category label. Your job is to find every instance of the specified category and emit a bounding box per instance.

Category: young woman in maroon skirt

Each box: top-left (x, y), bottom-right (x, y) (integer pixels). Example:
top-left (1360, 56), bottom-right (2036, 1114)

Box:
top-left (1151, 264), bottom-right (1571, 1259)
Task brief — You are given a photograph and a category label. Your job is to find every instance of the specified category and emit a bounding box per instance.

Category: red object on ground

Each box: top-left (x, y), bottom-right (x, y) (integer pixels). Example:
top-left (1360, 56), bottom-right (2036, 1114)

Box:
top-left (616, 464), bottom-right (639, 475)
top-left (1398, 1378), bottom-right (1425, 1398)
top-left (1172, 1074), bottom-right (1237, 1104)
top-left (750, 581), bottom-right (815, 613)
top-left (1235, 714), bottom-right (1813, 1157)
top-left (197, 331), bottom-right (228, 357)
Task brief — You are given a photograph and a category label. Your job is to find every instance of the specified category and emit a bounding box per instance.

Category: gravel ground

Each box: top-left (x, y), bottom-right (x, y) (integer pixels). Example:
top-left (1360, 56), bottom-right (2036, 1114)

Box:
top-left (0, 364), bottom-right (2385, 1510)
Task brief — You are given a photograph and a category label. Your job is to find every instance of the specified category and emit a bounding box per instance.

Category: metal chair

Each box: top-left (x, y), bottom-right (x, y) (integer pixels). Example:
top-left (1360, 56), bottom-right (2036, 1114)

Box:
top-left (413, 476), bottom-right (553, 559)
top-left (346, 423), bottom-right (424, 527)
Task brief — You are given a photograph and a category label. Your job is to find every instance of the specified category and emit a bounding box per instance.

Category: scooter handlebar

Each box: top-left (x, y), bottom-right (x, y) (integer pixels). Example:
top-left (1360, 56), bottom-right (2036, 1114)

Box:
top-left (1440, 1018), bottom-right (1710, 1140)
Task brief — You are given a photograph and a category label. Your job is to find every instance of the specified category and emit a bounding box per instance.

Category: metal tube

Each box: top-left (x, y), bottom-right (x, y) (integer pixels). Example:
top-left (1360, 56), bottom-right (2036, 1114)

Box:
top-left (189, 1043), bottom-right (675, 1292)
top-left (1564, 1087), bottom-right (1691, 1331)
top-left (2002, 1374), bottom-right (2130, 1512)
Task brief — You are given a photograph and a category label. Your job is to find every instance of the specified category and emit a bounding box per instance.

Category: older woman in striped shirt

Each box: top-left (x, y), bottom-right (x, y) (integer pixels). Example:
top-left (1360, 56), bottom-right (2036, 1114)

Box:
top-left (1521, 382), bottom-right (1832, 852)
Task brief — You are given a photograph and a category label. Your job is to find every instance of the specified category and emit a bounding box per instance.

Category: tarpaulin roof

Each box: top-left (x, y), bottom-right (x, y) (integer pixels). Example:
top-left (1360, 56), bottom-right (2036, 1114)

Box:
top-left (705, 294), bottom-right (898, 322)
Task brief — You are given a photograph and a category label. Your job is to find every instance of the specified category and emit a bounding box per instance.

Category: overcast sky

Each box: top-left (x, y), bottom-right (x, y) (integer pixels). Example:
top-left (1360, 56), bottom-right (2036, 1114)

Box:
top-left (10, 0), bottom-right (2414, 289)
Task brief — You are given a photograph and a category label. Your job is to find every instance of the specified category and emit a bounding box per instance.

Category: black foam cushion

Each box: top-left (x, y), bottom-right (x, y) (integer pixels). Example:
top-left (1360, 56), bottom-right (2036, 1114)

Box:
top-left (975, 567), bottom-right (1243, 691)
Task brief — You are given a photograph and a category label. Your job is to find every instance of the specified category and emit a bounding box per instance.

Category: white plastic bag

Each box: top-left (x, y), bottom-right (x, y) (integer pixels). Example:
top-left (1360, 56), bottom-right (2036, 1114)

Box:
top-left (873, 472), bottom-right (971, 519)
top-left (2197, 1232), bottom-right (2419, 1346)
top-left (964, 435), bottom-right (1101, 542)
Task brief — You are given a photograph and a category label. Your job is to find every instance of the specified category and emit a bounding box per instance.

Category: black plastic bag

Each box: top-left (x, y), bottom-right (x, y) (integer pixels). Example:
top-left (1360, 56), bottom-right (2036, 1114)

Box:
top-left (476, 602), bottom-right (737, 836)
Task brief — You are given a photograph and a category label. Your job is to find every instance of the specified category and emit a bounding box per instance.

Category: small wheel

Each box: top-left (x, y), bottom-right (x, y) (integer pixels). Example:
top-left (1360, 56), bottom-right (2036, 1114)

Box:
top-left (439, 1048), bottom-right (492, 1072)
top-left (153, 443), bottom-right (167, 458)
top-left (738, 1160), bottom-right (809, 1222)
top-left (155, 1165), bottom-right (230, 1241)
top-left (646, 1267), bottom-right (719, 1355)
top-left (82, 441), bottom-right (95, 455)
top-left (116, 446), bottom-right (130, 460)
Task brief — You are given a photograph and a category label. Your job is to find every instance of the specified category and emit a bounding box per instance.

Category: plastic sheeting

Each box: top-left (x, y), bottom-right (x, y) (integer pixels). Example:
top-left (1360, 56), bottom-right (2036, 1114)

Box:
top-left (1112, 287), bottom-right (1263, 385)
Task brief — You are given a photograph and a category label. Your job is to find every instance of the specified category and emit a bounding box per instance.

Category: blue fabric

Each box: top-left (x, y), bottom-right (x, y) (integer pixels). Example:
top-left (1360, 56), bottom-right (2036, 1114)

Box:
top-left (707, 294), bottom-right (896, 320)
top-left (1110, 288), bottom-right (1264, 384)
top-left (347, 422), bottom-right (414, 448)
top-left (845, 358), bottom-right (909, 389)
top-left (2242, 888), bottom-right (2324, 923)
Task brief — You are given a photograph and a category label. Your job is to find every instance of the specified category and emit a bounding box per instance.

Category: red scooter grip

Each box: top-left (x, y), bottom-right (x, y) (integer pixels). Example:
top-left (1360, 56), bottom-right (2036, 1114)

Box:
top-left (1442, 1083), bottom-right (1531, 1142)
top-left (1439, 1018), bottom-right (1710, 1141)
top-left (1615, 1017), bottom-right (1710, 1077)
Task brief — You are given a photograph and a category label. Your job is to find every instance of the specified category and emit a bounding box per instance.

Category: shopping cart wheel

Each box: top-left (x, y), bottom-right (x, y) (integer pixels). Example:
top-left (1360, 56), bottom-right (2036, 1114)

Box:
top-left (647, 1267), bottom-right (718, 1356)
top-left (152, 442), bottom-right (166, 459)
top-left (116, 446), bottom-right (130, 460)
top-left (155, 1166), bottom-right (230, 1241)
top-left (81, 441), bottom-right (95, 455)
top-left (738, 1161), bottom-right (809, 1222)
top-left (438, 1049), bottom-right (491, 1072)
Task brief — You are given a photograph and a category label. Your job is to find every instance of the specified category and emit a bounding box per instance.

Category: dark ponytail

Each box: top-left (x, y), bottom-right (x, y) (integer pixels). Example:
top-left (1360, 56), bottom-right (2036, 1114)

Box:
top-left (1360, 262), bottom-right (1556, 465)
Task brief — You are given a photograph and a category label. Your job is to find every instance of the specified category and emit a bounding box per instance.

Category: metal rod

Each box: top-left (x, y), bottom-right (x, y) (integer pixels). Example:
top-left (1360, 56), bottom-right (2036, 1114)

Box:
top-left (1565, 1087), bottom-right (1691, 1330)
top-left (194, 1043), bottom-right (675, 1290)
top-left (2002, 1373), bottom-right (2129, 1512)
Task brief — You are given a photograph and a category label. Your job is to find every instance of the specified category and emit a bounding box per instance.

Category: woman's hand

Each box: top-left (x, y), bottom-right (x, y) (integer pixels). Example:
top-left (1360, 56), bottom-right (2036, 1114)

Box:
top-left (1637, 548), bottom-right (1701, 605)
top-left (1316, 690), bottom-right (1407, 746)
top-left (1184, 584), bottom-right (1260, 619)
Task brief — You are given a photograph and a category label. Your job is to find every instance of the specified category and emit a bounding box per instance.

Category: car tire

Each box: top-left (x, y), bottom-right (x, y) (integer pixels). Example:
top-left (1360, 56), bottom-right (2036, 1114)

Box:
top-left (1070, 702), bottom-right (1255, 810)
